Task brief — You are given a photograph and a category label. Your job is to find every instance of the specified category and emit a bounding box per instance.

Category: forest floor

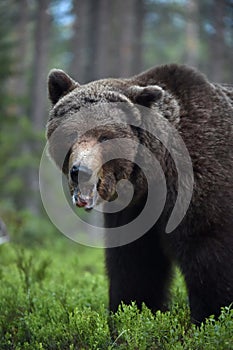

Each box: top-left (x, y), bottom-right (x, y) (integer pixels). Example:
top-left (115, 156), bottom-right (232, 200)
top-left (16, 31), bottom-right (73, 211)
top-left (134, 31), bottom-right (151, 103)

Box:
top-left (0, 224), bottom-right (232, 350)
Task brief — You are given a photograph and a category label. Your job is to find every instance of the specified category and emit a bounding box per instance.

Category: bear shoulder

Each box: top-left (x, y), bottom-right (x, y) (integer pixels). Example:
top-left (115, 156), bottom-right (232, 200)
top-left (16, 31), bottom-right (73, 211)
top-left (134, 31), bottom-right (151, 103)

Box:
top-left (132, 64), bottom-right (210, 92)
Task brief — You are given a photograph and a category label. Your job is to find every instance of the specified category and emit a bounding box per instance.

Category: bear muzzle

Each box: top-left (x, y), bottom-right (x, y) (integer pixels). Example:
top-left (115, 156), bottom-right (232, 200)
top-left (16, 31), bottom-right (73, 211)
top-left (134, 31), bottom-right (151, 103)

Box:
top-left (70, 165), bottom-right (93, 184)
top-left (72, 183), bottom-right (98, 210)
top-left (69, 163), bottom-right (100, 210)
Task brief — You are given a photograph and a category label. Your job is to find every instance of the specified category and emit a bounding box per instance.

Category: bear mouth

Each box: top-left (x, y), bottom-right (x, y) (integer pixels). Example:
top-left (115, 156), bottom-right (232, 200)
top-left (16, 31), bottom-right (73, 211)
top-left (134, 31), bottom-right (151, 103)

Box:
top-left (72, 183), bottom-right (98, 210)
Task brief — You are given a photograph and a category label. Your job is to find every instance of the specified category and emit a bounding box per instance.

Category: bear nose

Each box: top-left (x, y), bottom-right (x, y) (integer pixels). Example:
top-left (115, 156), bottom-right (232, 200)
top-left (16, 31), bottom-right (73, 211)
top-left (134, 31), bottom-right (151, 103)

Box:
top-left (70, 165), bottom-right (93, 183)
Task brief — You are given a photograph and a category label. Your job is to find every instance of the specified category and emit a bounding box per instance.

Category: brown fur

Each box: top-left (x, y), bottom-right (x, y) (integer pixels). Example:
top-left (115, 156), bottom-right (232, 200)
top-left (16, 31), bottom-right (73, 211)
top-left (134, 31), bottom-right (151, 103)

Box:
top-left (47, 64), bottom-right (233, 324)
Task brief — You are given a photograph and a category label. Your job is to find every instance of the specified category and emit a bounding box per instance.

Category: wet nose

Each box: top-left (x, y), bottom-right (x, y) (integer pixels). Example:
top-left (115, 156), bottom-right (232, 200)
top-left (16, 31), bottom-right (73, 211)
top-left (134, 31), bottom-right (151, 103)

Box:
top-left (70, 165), bottom-right (93, 183)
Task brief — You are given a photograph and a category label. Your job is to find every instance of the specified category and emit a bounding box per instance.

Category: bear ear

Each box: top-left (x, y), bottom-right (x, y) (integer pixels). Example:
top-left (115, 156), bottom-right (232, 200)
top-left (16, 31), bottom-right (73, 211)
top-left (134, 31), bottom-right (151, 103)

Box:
top-left (128, 85), bottom-right (163, 107)
top-left (48, 69), bottom-right (79, 105)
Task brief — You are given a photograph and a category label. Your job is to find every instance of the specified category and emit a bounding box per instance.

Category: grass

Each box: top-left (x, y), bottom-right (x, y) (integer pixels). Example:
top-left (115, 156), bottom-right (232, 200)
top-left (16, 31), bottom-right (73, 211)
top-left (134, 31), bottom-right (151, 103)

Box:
top-left (0, 216), bottom-right (232, 349)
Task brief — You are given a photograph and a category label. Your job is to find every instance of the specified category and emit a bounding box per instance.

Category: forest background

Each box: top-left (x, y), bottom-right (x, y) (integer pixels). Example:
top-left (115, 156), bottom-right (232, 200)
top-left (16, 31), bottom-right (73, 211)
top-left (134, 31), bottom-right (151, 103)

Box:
top-left (0, 1), bottom-right (233, 348)
top-left (0, 0), bottom-right (232, 227)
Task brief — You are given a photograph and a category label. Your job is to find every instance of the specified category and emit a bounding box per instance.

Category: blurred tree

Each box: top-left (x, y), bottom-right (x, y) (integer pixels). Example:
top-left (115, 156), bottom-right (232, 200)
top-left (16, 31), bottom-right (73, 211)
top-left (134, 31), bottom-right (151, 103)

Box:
top-left (0, 0), bottom-right (50, 214)
top-left (7, 0), bottom-right (30, 117)
top-left (131, 0), bottom-right (144, 75)
top-left (69, 0), bottom-right (144, 82)
top-left (69, 0), bottom-right (90, 82)
top-left (198, 0), bottom-right (233, 82)
top-left (209, 0), bottom-right (230, 82)
top-left (0, 0), bottom-right (232, 223)
top-left (143, 0), bottom-right (187, 68)
top-left (27, 0), bottom-right (52, 213)
top-left (30, 0), bottom-right (52, 130)
top-left (95, 0), bottom-right (111, 79)
top-left (0, 1), bottom-right (15, 117)
top-left (0, 0), bottom-right (31, 208)
top-left (111, 0), bottom-right (144, 77)
top-left (185, 0), bottom-right (199, 67)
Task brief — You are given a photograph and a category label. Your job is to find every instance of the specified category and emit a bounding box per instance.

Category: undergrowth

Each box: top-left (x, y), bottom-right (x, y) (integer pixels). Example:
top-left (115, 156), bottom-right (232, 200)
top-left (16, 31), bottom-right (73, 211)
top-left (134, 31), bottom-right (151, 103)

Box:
top-left (0, 215), bottom-right (232, 349)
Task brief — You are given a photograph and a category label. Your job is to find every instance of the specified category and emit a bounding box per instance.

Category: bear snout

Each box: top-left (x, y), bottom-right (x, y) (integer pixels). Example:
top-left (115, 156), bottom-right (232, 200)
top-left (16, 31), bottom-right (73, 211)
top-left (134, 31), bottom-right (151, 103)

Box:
top-left (70, 164), bottom-right (93, 185)
top-left (69, 162), bottom-right (100, 210)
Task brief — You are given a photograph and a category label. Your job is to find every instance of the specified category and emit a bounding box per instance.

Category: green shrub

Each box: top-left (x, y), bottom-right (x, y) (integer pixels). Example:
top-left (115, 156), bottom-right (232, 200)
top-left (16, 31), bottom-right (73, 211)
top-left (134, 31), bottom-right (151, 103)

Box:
top-left (0, 239), bottom-right (232, 350)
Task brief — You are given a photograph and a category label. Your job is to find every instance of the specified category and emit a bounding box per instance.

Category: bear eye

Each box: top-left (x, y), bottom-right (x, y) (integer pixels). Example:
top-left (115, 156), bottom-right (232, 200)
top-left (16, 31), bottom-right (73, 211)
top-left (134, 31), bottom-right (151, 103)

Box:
top-left (98, 135), bottom-right (109, 143)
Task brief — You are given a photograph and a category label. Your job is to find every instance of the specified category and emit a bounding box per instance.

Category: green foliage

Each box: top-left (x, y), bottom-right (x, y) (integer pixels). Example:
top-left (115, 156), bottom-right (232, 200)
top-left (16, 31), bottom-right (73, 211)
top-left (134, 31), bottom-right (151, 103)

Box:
top-left (0, 238), bottom-right (107, 350)
top-left (144, 0), bottom-right (187, 67)
top-left (0, 0), bottom-right (16, 109)
top-left (0, 116), bottom-right (44, 208)
top-left (0, 234), bottom-right (232, 350)
top-left (110, 303), bottom-right (233, 350)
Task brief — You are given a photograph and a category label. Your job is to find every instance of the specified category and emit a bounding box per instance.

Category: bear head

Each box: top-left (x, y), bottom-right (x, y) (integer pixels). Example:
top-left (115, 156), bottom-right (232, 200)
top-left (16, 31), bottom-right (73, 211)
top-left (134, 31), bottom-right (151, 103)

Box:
top-left (47, 69), bottom-right (170, 210)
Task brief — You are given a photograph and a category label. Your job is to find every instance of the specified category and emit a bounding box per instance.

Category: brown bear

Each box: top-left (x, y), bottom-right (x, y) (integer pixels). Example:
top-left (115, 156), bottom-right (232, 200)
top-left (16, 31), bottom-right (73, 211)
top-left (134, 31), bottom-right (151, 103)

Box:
top-left (46, 64), bottom-right (233, 324)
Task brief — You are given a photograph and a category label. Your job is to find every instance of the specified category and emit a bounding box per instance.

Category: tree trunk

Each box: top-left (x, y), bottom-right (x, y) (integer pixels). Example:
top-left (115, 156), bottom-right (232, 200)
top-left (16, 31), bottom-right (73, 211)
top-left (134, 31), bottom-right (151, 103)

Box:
top-left (69, 0), bottom-right (91, 83)
top-left (27, 0), bottom-right (51, 213)
top-left (118, 0), bottom-right (136, 77)
top-left (30, 0), bottom-right (51, 130)
top-left (7, 0), bottom-right (30, 116)
top-left (109, 0), bottom-right (144, 77)
top-left (185, 0), bottom-right (199, 68)
top-left (131, 0), bottom-right (144, 75)
top-left (95, 0), bottom-right (111, 79)
top-left (69, 0), bottom-right (144, 81)
top-left (209, 0), bottom-right (226, 82)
